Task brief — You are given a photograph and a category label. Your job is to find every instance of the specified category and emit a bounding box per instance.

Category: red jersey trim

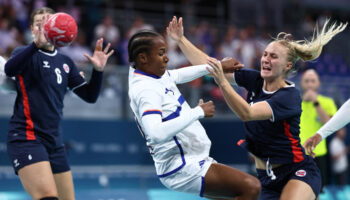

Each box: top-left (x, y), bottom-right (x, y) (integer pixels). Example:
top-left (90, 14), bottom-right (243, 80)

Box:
top-left (18, 75), bottom-right (35, 140)
top-left (283, 120), bottom-right (303, 163)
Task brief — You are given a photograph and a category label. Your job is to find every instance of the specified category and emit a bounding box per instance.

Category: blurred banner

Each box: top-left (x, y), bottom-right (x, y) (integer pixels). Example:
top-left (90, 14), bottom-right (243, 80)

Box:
top-left (0, 118), bottom-right (250, 166)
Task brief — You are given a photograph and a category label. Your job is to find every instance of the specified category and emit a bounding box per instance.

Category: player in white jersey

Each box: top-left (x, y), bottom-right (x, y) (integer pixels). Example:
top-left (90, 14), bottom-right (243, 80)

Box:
top-left (128, 30), bottom-right (261, 199)
top-left (0, 56), bottom-right (16, 92)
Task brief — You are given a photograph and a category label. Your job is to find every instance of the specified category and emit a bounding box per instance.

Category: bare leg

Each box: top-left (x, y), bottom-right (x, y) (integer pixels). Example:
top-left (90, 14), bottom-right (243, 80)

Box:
top-left (280, 179), bottom-right (316, 200)
top-left (54, 170), bottom-right (75, 200)
top-left (18, 161), bottom-right (58, 199)
top-left (204, 163), bottom-right (261, 200)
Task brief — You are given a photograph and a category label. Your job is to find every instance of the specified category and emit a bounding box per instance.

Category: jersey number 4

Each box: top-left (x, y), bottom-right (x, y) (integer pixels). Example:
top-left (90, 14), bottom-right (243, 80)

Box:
top-left (55, 68), bottom-right (62, 84)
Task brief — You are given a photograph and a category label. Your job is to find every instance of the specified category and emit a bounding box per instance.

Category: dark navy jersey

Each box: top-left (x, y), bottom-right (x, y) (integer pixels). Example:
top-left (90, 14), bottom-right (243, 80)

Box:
top-left (6, 43), bottom-right (87, 147)
top-left (235, 68), bottom-right (305, 164)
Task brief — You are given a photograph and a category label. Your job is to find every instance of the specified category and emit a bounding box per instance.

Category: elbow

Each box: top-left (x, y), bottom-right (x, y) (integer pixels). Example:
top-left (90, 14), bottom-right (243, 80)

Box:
top-left (86, 98), bottom-right (98, 103)
top-left (147, 129), bottom-right (168, 143)
top-left (238, 112), bottom-right (254, 122)
top-left (83, 96), bottom-right (98, 104)
top-left (4, 64), bottom-right (13, 77)
top-left (149, 135), bottom-right (165, 144)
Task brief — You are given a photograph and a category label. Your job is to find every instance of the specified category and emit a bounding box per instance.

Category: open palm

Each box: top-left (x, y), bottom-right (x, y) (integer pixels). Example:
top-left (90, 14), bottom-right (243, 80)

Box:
top-left (85, 38), bottom-right (114, 71)
top-left (167, 16), bottom-right (184, 42)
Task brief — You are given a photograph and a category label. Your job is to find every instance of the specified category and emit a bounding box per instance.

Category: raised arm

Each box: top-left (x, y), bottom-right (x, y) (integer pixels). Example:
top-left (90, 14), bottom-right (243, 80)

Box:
top-left (167, 16), bottom-right (243, 73)
top-left (72, 38), bottom-right (114, 103)
top-left (167, 16), bottom-right (207, 65)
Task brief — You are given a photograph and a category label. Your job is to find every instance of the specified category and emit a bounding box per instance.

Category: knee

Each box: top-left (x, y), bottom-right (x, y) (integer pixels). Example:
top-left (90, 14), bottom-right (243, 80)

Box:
top-left (245, 176), bottom-right (261, 198)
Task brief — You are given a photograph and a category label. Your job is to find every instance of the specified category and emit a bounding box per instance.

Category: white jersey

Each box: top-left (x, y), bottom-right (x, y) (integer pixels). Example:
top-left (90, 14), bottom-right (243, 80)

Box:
top-left (128, 65), bottom-right (212, 177)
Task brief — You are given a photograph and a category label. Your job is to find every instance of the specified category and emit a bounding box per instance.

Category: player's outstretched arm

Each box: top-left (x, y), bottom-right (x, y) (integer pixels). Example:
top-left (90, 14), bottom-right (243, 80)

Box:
top-left (207, 57), bottom-right (272, 121)
top-left (167, 16), bottom-right (243, 74)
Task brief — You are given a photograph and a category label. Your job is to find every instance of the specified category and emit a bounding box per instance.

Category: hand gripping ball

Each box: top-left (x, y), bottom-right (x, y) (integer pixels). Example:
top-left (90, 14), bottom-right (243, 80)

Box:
top-left (44, 12), bottom-right (78, 47)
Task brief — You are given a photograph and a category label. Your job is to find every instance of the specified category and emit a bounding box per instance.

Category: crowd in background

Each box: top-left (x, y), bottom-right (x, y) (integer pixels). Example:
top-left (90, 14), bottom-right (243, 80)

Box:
top-left (0, 0), bottom-right (350, 188)
top-left (0, 0), bottom-right (350, 107)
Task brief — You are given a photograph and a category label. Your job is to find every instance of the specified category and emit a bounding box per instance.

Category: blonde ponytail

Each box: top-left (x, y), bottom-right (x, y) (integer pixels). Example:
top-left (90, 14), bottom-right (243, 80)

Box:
top-left (275, 19), bottom-right (347, 76)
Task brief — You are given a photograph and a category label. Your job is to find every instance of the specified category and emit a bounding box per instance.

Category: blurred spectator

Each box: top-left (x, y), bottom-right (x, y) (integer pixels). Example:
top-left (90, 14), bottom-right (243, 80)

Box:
top-left (299, 69), bottom-right (338, 191)
top-left (220, 25), bottom-right (238, 59)
top-left (302, 14), bottom-right (316, 35)
top-left (94, 15), bottom-right (120, 47)
top-left (0, 19), bottom-right (18, 54)
top-left (59, 32), bottom-right (93, 67)
top-left (128, 16), bottom-right (154, 36)
top-left (232, 27), bottom-right (258, 68)
top-left (329, 128), bottom-right (348, 187)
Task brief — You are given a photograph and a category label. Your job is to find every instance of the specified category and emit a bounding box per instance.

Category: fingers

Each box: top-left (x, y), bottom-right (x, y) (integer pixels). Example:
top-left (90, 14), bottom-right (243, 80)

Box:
top-left (79, 71), bottom-right (85, 78)
top-left (198, 98), bottom-right (204, 105)
top-left (84, 54), bottom-right (93, 63)
top-left (106, 49), bottom-right (115, 57)
top-left (95, 38), bottom-right (103, 52)
top-left (103, 43), bottom-right (111, 54)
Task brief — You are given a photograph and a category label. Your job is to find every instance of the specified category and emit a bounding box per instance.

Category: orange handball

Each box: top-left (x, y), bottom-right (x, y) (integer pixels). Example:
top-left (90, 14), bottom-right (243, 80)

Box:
top-left (44, 12), bottom-right (78, 47)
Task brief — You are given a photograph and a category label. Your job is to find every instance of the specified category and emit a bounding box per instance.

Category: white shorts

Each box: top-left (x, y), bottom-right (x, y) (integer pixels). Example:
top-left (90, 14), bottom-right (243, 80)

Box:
top-left (159, 157), bottom-right (216, 197)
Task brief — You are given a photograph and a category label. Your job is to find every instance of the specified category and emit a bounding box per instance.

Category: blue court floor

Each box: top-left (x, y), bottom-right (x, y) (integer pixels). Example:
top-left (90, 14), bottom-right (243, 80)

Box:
top-left (0, 166), bottom-right (349, 200)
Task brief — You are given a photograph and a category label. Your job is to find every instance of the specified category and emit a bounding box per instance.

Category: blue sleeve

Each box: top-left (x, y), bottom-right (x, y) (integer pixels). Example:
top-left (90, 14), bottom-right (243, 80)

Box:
top-left (234, 68), bottom-right (262, 91)
top-left (266, 88), bottom-right (302, 121)
top-left (73, 69), bottom-right (103, 103)
top-left (65, 55), bottom-right (103, 103)
top-left (67, 58), bottom-right (86, 90)
top-left (4, 43), bottom-right (38, 76)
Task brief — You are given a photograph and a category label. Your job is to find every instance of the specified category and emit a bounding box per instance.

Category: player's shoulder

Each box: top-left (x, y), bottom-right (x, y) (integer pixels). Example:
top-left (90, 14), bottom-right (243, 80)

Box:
top-left (10, 45), bottom-right (30, 57)
top-left (273, 81), bottom-right (301, 102)
top-left (130, 77), bottom-right (163, 98)
top-left (56, 52), bottom-right (74, 63)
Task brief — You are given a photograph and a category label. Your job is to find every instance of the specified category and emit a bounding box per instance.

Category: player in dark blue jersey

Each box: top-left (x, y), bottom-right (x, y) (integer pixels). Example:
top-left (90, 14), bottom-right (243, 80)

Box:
top-left (4, 7), bottom-right (114, 200)
top-left (206, 24), bottom-right (346, 200)
top-left (168, 16), bottom-right (346, 200)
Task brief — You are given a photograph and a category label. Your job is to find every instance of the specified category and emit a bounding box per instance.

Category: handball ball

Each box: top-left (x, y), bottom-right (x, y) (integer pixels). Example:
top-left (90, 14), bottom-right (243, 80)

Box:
top-left (44, 12), bottom-right (78, 47)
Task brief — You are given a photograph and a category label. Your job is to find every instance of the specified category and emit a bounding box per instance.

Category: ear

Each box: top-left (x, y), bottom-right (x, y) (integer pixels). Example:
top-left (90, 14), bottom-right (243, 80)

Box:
top-left (137, 53), bottom-right (148, 64)
top-left (285, 61), bottom-right (293, 71)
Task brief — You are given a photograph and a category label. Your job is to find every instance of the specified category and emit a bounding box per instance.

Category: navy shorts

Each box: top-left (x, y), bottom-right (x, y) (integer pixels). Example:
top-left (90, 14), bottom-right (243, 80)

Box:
top-left (7, 140), bottom-right (70, 174)
top-left (256, 156), bottom-right (321, 200)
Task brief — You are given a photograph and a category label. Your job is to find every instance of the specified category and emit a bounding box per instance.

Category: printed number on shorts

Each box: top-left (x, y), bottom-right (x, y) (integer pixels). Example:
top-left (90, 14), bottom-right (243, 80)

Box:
top-left (55, 68), bottom-right (62, 84)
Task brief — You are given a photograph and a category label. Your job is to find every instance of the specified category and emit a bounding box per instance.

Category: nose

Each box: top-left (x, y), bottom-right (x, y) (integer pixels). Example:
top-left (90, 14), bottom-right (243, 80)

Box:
top-left (164, 54), bottom-right (169, 63)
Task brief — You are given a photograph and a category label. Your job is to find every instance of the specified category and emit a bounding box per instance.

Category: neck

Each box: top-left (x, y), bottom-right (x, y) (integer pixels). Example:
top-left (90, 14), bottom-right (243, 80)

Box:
top-left (263, 77), bottom-right (287, 92)
top-left (42, 45), bottom-right (55, 51)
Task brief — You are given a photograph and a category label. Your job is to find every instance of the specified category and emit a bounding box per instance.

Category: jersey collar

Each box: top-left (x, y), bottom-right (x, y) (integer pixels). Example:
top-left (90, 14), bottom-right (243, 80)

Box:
top-left (262, 80), bottom-right (295, 94)
top-left (134, 69), bottom-right (161, 79)
top-left (38, 49), bottom-right (57, 56)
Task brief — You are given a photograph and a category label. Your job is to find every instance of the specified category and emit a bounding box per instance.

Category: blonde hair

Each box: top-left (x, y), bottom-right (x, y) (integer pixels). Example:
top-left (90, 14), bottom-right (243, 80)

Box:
top-left (275, 19), bottom-right (347, 76)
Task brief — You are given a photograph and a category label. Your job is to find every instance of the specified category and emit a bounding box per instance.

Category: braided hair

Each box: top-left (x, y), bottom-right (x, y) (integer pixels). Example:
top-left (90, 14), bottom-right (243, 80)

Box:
top-left (127, 30), bottom-right (162, 68)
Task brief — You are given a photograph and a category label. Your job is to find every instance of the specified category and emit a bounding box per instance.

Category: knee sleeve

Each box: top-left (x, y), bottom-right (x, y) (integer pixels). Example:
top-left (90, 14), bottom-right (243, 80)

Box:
top-left (39, 197), bottom-right (58, 200)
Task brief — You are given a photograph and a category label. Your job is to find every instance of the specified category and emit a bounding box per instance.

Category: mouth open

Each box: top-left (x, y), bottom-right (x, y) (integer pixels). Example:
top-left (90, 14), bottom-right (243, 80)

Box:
top-left (262, 66), bottom-right (272, 71)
